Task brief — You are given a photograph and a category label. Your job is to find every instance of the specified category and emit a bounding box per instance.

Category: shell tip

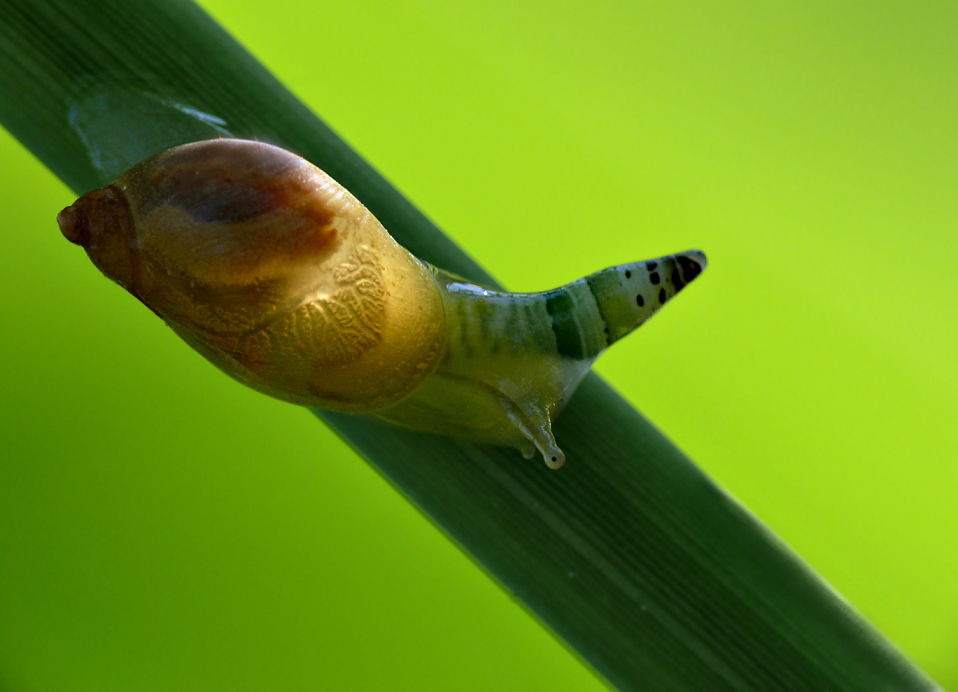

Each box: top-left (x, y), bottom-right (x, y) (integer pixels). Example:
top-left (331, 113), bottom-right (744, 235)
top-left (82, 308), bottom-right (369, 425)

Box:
top-left (57, 204), bottom-right (87, 246)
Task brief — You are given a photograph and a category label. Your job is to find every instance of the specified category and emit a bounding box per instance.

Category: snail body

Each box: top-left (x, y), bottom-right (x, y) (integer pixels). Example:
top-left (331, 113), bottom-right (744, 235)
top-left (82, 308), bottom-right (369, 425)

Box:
top-left (58, 139), bottom-right (706, 468)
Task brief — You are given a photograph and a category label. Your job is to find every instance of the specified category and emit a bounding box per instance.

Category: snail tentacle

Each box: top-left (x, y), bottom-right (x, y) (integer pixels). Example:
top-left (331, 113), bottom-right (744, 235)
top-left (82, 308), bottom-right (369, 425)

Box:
top-left (375, 250), bottom-right (707, 467)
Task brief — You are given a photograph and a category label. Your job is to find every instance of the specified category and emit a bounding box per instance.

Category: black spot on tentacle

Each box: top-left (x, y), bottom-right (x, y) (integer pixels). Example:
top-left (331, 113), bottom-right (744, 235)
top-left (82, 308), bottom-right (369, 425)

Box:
top-left (646, 261), bottom-right (657, 271)
top-left (585, 276), bottom-right (611, 348)
top-left (636, 294), bottom-right (644, 307)
top-left (649, 271), bottom-right (660, 285)
top-left (457, 299), bottom-right (473, 355)
top-left (671, 267), bottom-right (685, 291)
top-left (458, 299), bottom-right (468, 343)
top-left (676, 255), bottom-right (703, 284)
top-left (501, 300), bottom-right (520, 353)
top-left (546, 292), bottom-right (585, 359)
top-left (658, 288), bottom-right (667, 304)
top-left (625, 270), bottom-right (632, 279)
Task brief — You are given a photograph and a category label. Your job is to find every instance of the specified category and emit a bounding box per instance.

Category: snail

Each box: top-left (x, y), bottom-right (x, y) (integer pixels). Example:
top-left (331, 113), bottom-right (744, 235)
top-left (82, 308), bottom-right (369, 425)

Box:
top-left (57, 139), bottom-right (706, 469)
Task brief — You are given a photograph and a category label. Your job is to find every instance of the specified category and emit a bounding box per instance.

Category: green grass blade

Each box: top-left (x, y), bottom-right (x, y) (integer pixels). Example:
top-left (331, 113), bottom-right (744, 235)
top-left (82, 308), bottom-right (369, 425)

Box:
top-left (0, 1), bottom-right (940, 689)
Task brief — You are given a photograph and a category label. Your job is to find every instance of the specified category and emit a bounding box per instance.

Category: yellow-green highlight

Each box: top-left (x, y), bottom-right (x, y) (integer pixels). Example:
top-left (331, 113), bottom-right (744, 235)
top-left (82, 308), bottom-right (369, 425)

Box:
top-left (0, 1), bottom-right (956, 690)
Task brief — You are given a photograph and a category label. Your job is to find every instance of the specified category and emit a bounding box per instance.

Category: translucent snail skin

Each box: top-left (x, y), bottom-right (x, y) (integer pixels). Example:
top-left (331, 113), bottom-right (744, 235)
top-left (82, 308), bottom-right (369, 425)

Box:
top-left (58, 139), bottom-right (706, 469)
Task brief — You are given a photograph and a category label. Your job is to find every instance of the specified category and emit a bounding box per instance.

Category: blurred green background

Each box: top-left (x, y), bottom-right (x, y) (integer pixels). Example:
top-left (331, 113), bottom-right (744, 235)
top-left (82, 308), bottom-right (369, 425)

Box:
top-left (1, 1), bottom-right (956, 690)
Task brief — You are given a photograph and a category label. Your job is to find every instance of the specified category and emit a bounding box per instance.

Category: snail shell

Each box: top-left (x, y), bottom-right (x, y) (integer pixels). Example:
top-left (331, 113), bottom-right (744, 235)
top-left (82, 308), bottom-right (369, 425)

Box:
top-left (58, 139), bottom-right (706, 468)
top-left (58, 139), bottom-right (445, 412)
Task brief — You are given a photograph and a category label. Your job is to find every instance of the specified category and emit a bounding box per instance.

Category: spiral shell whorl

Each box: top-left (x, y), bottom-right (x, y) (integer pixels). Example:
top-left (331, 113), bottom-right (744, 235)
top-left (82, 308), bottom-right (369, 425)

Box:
top-left (58, 139), bottom-right (446, 412)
